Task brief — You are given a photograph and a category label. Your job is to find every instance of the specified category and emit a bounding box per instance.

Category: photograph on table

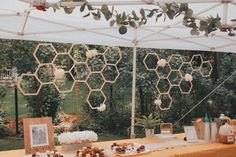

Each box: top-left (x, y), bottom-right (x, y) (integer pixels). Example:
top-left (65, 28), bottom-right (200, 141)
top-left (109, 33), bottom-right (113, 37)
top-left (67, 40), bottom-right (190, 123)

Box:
top-left (23, 117), bottom-right (55, 154)
top-left (184, 126), bottom-right (198, 143)
top-left (30, 124), bottom-right (49, 147)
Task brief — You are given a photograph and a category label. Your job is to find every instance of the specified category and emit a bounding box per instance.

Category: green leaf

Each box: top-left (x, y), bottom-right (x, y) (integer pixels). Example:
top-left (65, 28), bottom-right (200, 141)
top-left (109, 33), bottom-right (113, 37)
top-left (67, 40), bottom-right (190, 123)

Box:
top-left (92, 10), bottom-right (101, 20)
top-left (83, 12), bottom-right (90, 17)
top-left (140, 8), bottom-right (145, 19)
top-left (185, 9), bottom-right (193, 18)
top-left (132, 10), bottom-right (139, 21)
top-left (80, 2), bottom-right (86, 12)
top-left (119, 26), bottom-right (127, 35)
top-left (129, 21), bottom-right (136, 28)
top-left (147, 11), bottom-right (154, 18)
top-left (101, 4), bottom-right (109, 11)
top-left (122, 12), bottom-right (127, 21)
top-left (64, 7), bottom-right (74, 14)
top-left (87, 4), bottom-right (94, 10)
top-left (110, 20), bottom-right (116, 27)
top-left (180, 3), bottom-right (188, 12)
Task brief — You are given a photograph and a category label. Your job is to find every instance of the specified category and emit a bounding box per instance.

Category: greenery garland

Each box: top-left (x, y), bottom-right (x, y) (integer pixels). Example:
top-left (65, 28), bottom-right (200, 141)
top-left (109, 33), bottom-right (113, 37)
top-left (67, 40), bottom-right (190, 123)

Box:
top-left (32, 0), bottom-right (235, 36)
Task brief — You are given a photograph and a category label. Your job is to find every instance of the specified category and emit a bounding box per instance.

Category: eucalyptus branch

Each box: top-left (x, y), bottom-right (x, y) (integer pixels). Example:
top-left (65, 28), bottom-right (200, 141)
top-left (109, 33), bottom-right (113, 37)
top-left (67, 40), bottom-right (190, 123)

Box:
top-left (29, 0), bottom-right (226, 36)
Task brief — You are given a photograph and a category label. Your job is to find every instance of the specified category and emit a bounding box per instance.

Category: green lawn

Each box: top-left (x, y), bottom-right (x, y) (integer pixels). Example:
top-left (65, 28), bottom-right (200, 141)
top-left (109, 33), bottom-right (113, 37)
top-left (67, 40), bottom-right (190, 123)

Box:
top-left (1, 84), bottom-right (90, 120)
top-left (1, 82), bottom-right (131, 120)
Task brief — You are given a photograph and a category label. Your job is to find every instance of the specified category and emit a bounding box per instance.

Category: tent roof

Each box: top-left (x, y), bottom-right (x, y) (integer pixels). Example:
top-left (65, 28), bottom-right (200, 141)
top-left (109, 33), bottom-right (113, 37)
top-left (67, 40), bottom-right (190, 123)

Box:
top-left (1, 0), bottom-right (236, 53)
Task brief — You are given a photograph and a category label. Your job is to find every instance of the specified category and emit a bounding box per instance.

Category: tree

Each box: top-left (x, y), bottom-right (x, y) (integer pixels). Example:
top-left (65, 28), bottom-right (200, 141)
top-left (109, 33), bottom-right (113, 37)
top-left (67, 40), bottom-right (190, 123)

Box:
top-left (0, 39), bottom-right (64, 121)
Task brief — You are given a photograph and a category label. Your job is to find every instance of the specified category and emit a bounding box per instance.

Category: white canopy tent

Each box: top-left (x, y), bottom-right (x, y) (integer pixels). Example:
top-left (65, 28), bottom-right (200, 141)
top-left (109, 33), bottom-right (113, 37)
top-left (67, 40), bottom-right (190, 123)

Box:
top-left (1, 0), bottom-right (236, 138)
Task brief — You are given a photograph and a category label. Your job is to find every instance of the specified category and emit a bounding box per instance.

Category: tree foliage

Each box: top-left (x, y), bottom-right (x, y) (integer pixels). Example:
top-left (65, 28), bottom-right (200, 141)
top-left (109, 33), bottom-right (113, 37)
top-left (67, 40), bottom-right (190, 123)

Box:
top-left (0, 40), bottom-right (64, 121)
top-left (1, 39), bottom-right (236, 136)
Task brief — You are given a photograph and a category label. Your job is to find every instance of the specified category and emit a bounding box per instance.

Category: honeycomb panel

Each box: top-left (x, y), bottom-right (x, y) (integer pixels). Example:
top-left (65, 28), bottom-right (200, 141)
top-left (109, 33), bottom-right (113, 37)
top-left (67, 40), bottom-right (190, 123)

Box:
top-left (72, 62), bottom-right (90, 82)
top-left (87, 90), bottom-right (106, 110)
top-left (36, 63), bottom-right (55, 84)
top-left (168, 70), bottom-right (182, 86)
top-left (200, 61), bottom-right (213, 77)
top-left (69, 44), bottom-right (89, 63)
top-left (33, 43), bottom-right (57, 64)
top-left (104, 47), bottom-right (122, 65)
top-left (190, 54), bottom-right (203, 70)
top-left (17, 74), bottom-right (42, 96)
top-left (156, 94), bottom-right (173, 110)
top-left (156, 78), bottom-right (171, 93)
top-left (179, 79), bottom-right (193, 94)
top-left (168, 54), bottom-right (183, 70)
top-left (54, 72), bottom-right (75, 93)
top-left (53, 53), bottom-right (74, 72)
top-left (86, 72), bottom-right (105, 90)
top-left (87, 54), bottom-right (106, 72)
top-left (143, 53), bottom-right (159, 70)
top-left (143, 53), bottom-right (212, 111)
top-left (156, 63), bottom-right (171, 78)
top-left (102, 65), bottom-right (120, 83)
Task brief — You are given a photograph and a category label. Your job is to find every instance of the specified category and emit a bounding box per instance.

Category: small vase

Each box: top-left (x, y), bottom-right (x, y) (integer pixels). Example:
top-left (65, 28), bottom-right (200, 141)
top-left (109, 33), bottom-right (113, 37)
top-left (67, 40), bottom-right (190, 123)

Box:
top-left (145, 129), bottom-right (155, 138)
top-left (61, 141), bottom-right (92, 153)
top-left (211, 122), bottom-right (217, 142)
top-left (204, 122), bottom-right (211, 142)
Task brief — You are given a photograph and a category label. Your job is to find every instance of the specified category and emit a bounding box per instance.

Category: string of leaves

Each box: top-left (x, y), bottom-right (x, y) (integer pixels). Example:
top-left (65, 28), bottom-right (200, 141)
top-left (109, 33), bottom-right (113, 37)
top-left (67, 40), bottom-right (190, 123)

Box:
top-left (37, 0), bottom-right (225, 36)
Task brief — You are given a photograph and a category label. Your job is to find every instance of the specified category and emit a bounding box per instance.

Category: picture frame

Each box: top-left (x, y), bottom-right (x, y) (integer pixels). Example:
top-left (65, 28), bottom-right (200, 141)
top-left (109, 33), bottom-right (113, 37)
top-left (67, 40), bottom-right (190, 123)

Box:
top-left (184, 126), bottom-right (198, 142)
top-left (23, 117), bottom-right (55, 154)
top-left (160, 123), bottom-right (173, 134)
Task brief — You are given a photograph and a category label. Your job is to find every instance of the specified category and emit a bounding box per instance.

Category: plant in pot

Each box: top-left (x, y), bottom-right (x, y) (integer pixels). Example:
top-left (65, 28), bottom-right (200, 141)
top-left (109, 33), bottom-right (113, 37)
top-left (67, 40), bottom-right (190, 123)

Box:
top-left (135, 114), bottom-right (161, 138)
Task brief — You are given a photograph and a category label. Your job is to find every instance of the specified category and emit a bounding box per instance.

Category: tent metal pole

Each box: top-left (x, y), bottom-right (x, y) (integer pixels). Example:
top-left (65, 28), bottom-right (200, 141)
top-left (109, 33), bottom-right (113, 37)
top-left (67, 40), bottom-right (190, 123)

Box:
top-left (130, 29), bottom-right (138, 139)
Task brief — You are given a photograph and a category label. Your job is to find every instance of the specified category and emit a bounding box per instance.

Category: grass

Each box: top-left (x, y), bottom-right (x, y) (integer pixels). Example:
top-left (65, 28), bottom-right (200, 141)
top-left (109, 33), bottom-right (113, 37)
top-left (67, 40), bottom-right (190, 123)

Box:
top-left (0, 137), bottom-right (24, 151)
top-left (1, 82), bottom-right (131, 120)
top-left (0, 133), bottom-right (128, 151)
top-left (1, 84), bottom-right (90, 120)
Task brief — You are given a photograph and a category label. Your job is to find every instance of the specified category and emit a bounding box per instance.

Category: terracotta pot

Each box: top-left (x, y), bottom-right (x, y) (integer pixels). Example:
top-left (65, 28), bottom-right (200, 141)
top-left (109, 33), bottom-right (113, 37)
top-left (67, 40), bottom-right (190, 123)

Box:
top-left (145, 129), bottom-right (155, 138)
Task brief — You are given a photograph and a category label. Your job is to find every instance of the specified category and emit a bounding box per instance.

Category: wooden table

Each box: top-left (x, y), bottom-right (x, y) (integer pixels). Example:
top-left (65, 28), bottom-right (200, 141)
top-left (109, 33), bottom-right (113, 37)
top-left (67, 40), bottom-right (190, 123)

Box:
top-left (0, 134), bottom-right (236, 157)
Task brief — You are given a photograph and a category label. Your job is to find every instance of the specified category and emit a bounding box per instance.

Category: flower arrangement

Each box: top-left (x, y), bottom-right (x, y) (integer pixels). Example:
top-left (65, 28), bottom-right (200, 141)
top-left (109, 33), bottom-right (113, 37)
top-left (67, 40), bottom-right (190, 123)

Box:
top-left (154, 98), bottom-right (162, 106)
top-left (184, 73), bottom-right (193, 82)
top-left (86, 49), bottom-right (98, 58)
top-left (57, 131), bottom-right (98, 144)
top-left (97, 103), bottom-right (106, 112)
top-left (157, 59), bottom-right (167, 67)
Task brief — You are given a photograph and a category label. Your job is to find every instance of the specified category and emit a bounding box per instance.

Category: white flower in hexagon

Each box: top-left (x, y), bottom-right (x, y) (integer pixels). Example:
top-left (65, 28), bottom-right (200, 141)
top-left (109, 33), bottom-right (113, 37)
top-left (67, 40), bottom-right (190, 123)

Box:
top-left (184, 73), bottom-right (193, 82)
top-left (54, 68), bottom-right (65, 80)
top-left (97, 103), bottom-right (106, 112)
top-left (86, 49), bottom-right (98, 58)
top-left (154, 98), bottom-right (162, 106)
top-left (158, 59), bottom-right (167, 67)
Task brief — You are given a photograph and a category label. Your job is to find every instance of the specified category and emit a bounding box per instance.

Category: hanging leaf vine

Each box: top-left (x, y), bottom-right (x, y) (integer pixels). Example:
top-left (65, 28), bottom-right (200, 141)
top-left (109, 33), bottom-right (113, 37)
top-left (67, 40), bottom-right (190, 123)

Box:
top-left (29, 0), bottom-right (231, 36)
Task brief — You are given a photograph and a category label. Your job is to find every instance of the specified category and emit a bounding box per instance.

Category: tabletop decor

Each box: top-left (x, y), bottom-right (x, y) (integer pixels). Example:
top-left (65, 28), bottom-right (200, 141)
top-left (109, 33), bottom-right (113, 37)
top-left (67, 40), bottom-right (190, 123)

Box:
top-left (110, 142), bottom-right (150, 156)
top-left (160, 123), bottom-right (173, 134)
top-left (184, 126), bottom-right (198, 143)
top-left (219, 123), bottom-right (235, 144)
top-left (23, 117), bottom-right (55, 154)
top-left (135, 114), bottom-right (160, 138)
top-left (57, 130), bottom-right (98, 152)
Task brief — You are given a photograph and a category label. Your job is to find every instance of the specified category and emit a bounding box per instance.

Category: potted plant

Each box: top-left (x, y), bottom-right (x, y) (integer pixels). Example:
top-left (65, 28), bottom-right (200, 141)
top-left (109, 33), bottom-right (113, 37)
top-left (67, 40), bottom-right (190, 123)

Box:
top-left (135, 114), bottom-right (161, 138)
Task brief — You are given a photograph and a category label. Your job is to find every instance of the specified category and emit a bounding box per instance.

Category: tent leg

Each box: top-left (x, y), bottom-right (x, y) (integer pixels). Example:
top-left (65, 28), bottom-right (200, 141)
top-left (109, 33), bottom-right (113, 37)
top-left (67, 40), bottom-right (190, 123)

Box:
top-left (130, 30), bottom-right (137, 139)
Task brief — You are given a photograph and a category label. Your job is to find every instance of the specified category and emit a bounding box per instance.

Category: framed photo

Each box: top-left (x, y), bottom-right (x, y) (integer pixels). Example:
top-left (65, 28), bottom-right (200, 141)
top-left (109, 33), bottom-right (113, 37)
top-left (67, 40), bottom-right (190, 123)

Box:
top-left (160, 123), bottom-right (173, 134)
top-left (23, 117), bottom-right (55, 154)
top-left (184, 126), bottom-right (198, 142)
